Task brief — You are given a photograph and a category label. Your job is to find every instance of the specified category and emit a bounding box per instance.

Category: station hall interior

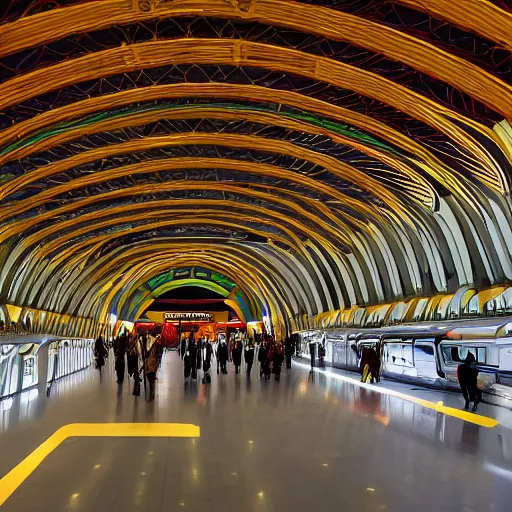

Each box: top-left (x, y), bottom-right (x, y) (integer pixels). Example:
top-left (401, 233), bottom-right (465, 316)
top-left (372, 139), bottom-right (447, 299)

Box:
top-left (1, 0), bottom-right (512, 510)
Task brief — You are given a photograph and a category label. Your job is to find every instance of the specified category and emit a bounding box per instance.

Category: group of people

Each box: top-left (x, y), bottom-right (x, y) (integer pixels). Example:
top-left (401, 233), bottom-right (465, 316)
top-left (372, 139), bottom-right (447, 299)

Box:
top-left (94, 331), bottom-right (163, 401)
top-left (179, 333), bottom-right (294, 382)
top-left (180, 331), bottom-right (214, 383)
top-left (358, 345), bottom-right (381, 384)
top-left (351, 341), bottom-right (482, 411)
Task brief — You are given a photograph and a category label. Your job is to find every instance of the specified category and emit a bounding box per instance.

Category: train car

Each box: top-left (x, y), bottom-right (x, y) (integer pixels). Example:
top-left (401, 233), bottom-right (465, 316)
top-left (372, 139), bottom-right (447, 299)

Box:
top-left (298, 317), bottom-right (512, 404)
top-left (1, 336), bottom-right (94, 400)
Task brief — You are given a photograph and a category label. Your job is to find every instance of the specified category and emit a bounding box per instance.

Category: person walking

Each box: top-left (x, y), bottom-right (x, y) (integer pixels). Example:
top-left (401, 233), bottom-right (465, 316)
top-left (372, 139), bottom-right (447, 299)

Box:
top-left (180, 335), bottom-right (187, 360)
top-left (114, 333), bottom-right (128, 383)
top-left (264, 338), bottom-right (274, 380)
top-left (309, 340), bottom-right (316, 370)
top-left (318, 342), bottom-right (326, 368)
top-left (370, 344), bottom-right (382, 384)
top-left (244, 338), bottom-right (255, 375)
top-left (258, 340), bottom-right (267, 378)
top-left (284, 336), bottom-right (293, 370)
top-left (273, 341), bottom-right (284, 381)
top-left (217, 340), bottom-right (229, 374)
top-left (144, 337), bottom-right (158, 401)
top-left (202, 339), bottom-right (213, 384)
top-left (94, 336), bottom-right (107, 373)
top-left (189, 334), bottom-right (198, 381)
top-left (457, 353), bottom-right (482, 411)
top-left (232, 339), bottom-right (243, 374)
top-left (127, 334), bottom-right (141, 396)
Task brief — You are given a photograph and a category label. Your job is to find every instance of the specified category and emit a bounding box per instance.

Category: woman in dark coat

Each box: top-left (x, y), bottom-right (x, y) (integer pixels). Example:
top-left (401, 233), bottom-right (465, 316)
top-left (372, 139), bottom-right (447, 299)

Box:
top-left (263, 339), bottom-right (273, 380)
top-left (457, 353), bottom-right (482, 411)
top-left (284, 337), bottom-right (293, 370)
top-left (127, 334), bottom-right (141, 396)
top-left (258, 341), bottom-right (267, 378)
top-left (180, 336), bottom-right (187, 360)
top-left (114, 334), bottom-right (127, 383)
top-left (188, 335), bottom-right (198, 381)
top-left (244, 338), bottom-right (255, 375)
top-left (273, 342), bottom-right (284, 380)
top-left (202, 340), bottom-right (213, 384)
top-left (232, 339), bottom-right (243, 374)
top-left (94, 336), bottom-right (107, 371)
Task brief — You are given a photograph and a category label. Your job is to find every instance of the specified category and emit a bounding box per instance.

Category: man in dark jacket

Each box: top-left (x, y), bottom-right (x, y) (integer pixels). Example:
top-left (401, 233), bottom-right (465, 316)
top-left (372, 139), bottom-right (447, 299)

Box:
top-left (202, 340), bottom-right (213, 384)
top-left (180, 336), bottom-right (187, 360)
top-left (258, 341), bottom-right (267, 378)
top-left (244, 338), bottom-right (255, 375)
top-left (217, 341), bottom-right (229, 374)
top-left (284, 337), bottom-right (293, 370)
top-left (188, 334), bottom-right (198, 381)
top-left (232, 340), bottom-right (243, 374)
top-left (114, 334), bottom-right (127, 383)
top-left (457, 353), bottom-right (482, 411)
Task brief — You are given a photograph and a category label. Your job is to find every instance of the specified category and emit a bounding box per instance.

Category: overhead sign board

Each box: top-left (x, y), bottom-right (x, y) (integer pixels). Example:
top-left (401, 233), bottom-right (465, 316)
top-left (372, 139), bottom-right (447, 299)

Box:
top-left (164, 312), bottom-right (213, 322)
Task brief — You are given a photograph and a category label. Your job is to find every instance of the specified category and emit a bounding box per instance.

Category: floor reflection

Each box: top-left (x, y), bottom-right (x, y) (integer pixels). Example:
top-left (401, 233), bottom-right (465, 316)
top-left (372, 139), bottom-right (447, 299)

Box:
top-left (1, 351), bottom-right (512, 511)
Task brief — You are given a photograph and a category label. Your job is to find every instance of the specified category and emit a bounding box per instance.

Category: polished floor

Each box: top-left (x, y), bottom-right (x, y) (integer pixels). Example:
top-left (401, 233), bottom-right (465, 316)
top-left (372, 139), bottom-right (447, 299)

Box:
top-left (1, 352), bottom-right (512, 511)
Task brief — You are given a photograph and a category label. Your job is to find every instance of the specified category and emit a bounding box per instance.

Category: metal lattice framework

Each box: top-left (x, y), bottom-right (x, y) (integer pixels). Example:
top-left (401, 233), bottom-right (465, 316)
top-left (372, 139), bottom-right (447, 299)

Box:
top-left (0, 0), bottom-right (511, 338)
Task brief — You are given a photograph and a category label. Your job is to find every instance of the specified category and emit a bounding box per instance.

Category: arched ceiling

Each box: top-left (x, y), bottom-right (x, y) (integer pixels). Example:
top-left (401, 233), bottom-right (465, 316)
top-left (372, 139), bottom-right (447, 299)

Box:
top-left (0, 0), bottom-right (511, 336)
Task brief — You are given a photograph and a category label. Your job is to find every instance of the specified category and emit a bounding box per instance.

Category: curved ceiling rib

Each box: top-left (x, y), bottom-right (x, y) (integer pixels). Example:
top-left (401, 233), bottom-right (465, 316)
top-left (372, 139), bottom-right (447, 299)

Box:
top-left (0, 107), bottom-right (437, 208)
top-left (0, 83), bottom-right (460, 192)
top-left (0, 38), bottom-right (507, 194)
top-left (0, 132), bottom-right (417, 214)
top-left (0, 0), bottom-right (510, 338)
top-left (0, 0), bottom-right (509, 116)
top-left (396, 0), bottom-right (512, 50)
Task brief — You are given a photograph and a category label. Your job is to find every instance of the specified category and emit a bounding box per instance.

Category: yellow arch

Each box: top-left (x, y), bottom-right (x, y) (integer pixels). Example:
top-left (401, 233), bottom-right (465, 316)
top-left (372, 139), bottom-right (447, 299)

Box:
top-left (0, 0), bottom-right (509, 114)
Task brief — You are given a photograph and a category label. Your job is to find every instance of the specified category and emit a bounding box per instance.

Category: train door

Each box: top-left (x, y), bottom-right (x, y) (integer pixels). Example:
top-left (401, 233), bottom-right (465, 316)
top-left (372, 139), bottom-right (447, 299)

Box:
top-left (19, 344), bottom-right (38, 391)
top-left (0, 344), bottom-right (19, 397)
top-left (497, 339), bottom-right (512, 386)
top-left (346, 333), bottom-right (359, 369)
top-left (439, 341), bottom-right (495, 388)
top-left (332, 330), bottom-right (350, 369)
top-left (382, 338), bottom-right (416, 378)
top-left (413, 340), bottom-right (438, 380)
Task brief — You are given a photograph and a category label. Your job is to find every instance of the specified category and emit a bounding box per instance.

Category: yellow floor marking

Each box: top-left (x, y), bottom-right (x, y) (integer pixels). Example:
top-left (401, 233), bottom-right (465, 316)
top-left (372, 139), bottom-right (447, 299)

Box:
top-left (294, 361), bottom-right (499, 428)
top-left (0, 423), bottom-right (200, 507)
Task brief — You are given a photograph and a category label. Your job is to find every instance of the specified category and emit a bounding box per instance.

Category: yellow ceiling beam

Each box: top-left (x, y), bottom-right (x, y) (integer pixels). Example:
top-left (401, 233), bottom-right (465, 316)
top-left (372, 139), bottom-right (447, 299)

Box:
top-left (396, 0), bottom-right (512, 51)
top-left (0, 38), bottom-right (505, 192)
top-left (13, 210), bottom-right (314, 264)
top-left (0, 159), bottom-right (384, 230)
top-left (1, 190), bottom-right (353, 251)
top-left (0, 132), bottom-right (408, 216)
top-left (0, 83), bottom-right (459, 195)
top-left (0, 107), bottom-right (435, 207)
top-left (0, 0), bottom-right (509, 116)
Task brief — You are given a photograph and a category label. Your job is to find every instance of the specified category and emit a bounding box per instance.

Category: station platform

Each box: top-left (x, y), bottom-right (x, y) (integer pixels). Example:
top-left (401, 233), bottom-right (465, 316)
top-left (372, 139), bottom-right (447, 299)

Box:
top-left (1, 352), bottom-right (512, 511)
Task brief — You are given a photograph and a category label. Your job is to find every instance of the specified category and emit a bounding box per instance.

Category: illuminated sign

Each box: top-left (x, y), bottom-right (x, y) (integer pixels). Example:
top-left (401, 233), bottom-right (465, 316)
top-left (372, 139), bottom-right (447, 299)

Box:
top-left (164, 312), bottom-right (213, 322)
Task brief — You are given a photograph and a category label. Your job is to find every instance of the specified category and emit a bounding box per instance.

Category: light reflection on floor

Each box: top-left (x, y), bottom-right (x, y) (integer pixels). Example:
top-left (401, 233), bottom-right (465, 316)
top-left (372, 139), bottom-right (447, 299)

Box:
top-left (0, 351), bottom-right (511, 511)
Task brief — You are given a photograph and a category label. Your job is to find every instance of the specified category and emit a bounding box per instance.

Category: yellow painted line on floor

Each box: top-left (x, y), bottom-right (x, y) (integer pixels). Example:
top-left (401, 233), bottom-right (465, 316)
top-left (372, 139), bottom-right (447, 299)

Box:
top-left (0, 423), bottom-right (200, 507)
top-left (294, 361), bottom-right (499, 429)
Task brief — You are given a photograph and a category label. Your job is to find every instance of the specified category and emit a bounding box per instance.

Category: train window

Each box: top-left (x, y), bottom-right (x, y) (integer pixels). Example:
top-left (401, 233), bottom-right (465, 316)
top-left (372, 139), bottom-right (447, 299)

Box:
top-left (414, 344), bottom-right (434, 356)
top-left (441, 345), bottom-right (487, 365)
top-left (385, 343), bottom-right (414, 367)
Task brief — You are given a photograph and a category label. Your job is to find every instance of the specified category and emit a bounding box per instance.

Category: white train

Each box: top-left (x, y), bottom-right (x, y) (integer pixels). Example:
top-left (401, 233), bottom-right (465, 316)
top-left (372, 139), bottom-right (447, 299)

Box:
top-left (298, 318), bottom-right (512, 406)
top-left (0, 336), bottom-right (94, 399)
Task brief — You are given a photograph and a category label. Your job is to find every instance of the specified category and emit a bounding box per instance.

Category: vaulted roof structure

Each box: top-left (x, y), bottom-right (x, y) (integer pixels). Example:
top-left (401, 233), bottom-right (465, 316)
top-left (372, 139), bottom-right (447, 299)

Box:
top-left (0, 0), bottom-right (511, 338)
